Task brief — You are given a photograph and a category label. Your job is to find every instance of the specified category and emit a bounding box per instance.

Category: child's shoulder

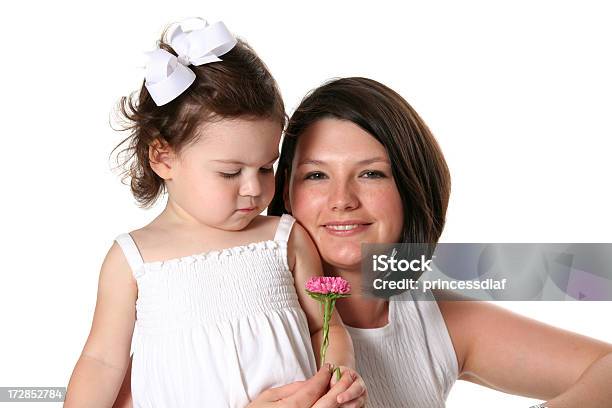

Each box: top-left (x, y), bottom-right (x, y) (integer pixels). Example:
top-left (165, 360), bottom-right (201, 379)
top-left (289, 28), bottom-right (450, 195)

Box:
top-left (119, 215), bottom-right (286, 263)
top-left (251, 215), bottom-right (282, 238)
top-left (260, 214), bottom-right (308, 244)
top-left (120, 220), bottom-right (176, 264)
top-left (127, 223), bottom-right (163, 249)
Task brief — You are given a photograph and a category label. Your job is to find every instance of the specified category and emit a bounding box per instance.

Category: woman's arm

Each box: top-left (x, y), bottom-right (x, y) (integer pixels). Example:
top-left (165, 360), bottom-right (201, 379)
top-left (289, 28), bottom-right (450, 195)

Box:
top-left (65, 243), bottom-right (137, 407)
top-left (546, 352), bottom-right (612, 407)
top-left (437, 296), bottom-right (612, 406)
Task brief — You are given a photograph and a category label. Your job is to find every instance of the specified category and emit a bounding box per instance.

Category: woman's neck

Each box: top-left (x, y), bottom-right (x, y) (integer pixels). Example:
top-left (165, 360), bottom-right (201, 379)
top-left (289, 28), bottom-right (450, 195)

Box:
top-left (323, 265), bottom-right (389, 329)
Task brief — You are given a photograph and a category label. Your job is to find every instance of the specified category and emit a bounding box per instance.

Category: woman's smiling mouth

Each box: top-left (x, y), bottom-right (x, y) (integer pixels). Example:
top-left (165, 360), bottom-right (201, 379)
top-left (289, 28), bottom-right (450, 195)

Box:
top-left (323, 221), bottom-right (372, 235)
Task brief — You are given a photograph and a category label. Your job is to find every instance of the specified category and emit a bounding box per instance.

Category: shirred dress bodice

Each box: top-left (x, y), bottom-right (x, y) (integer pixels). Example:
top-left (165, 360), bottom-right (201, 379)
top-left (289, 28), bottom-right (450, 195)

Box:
top-left (115, 215), bottom-right (317, 408)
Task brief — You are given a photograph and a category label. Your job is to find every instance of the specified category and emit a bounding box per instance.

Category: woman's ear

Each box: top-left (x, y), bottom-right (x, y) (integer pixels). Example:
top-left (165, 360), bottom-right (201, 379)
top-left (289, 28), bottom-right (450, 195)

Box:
top-left (283, 168), bottom-right (292, 213)
top-left (149, 139), bottom-right (176, 180)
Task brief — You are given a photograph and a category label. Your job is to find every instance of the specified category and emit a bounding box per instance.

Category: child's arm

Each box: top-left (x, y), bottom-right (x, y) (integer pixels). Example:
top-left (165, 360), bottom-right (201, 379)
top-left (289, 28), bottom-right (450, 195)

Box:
top-left (289, 224), bottom-right (367, 405)
top-left (288, 223), bottom-right (355, 370)
top-left (112, 356), bottom-right (133, 408)
top-left (64, 242), bottom-right (137, 407)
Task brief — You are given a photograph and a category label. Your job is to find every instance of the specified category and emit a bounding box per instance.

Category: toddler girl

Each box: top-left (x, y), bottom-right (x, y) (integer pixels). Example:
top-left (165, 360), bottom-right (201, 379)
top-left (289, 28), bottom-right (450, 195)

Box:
top-left (65, 18), bottom-right (362, 408)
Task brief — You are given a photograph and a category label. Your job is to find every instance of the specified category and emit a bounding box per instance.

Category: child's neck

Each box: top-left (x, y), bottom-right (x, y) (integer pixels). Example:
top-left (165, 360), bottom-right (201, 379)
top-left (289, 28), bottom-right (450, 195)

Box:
top-left (155, 199), bottom-right (216, 231)
top-left (135, 202), bottom-right (272, 263)
top-left (150, 199), bottom-right (268, 242)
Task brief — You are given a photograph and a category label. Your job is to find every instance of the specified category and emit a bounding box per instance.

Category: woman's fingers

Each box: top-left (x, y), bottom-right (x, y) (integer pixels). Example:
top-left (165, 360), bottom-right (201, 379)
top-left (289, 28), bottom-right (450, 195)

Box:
top-left (329, 367), bottom-right (344, 387)
top-left (336, 375), bottom-right (366, 404)
top-left (291, 364), bottom-right (334, 405)
top-left (339, 395), bottom-right (366, 408)
top-left (259, 380), bottom-right (306, 401)
top-left (312, 369), bottom-right (355, 408)
top-left (248, 365), bottom-right (332, 407)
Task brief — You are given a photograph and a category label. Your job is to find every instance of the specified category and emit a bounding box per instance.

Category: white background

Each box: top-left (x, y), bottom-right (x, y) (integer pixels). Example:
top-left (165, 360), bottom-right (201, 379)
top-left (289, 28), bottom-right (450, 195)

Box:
top-left (1, 1), bottom-right (611, 407)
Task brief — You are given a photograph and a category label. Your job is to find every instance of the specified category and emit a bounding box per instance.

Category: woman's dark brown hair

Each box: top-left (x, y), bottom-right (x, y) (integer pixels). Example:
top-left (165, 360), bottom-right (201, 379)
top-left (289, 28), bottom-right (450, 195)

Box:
top-left (268, 77), bottom-right (451, 244)
top-left (113, 29), bottom-right (285, 208)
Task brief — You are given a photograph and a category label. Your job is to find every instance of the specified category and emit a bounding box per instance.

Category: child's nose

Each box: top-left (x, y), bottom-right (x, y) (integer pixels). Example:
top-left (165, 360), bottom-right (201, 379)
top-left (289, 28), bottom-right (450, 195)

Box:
top-left (239, 174), bottom-right (262, 197)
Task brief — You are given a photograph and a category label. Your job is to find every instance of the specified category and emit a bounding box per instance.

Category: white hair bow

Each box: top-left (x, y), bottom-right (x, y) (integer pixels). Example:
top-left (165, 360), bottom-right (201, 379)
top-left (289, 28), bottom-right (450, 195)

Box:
top-left (144, 18), bottom-right (237, 106)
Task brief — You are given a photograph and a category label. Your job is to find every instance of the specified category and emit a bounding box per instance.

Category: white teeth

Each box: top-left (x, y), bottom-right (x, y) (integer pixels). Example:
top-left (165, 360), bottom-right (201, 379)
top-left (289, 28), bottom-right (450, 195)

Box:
top-left (326, 224), bottom-right (359, 231)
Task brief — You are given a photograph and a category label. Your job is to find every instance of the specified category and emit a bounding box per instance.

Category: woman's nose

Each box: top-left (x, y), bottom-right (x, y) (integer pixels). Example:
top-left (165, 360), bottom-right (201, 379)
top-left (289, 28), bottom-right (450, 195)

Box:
top-left (239, 174), bottom-right (262, 197)
top-left (328, 180), bottom-right (359, 211)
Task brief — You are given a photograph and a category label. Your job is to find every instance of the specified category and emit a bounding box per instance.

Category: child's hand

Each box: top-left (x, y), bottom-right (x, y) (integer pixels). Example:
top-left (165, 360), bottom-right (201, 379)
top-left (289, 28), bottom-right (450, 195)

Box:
top-left (329, 366), bottom-right (367, 407)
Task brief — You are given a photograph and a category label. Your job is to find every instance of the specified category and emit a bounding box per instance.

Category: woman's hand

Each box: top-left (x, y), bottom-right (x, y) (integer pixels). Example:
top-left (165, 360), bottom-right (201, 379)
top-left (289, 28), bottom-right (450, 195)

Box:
top-left (249, 364), bottom-right (367, 408)
top-left (329, 366), bottom-right (367, 407)
top-left (248, 365), bottom-right (332, 407)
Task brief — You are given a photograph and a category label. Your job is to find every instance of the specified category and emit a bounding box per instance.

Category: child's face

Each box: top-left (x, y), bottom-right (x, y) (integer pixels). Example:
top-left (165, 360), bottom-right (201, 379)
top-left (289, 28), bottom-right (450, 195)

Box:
top-left (166, 117), bottom-right (281, 231)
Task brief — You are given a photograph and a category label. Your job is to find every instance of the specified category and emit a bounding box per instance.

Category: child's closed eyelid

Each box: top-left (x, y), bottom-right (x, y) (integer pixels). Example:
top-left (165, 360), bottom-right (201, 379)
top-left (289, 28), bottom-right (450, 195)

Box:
top-left (219, 170), bottom-right (241, 179)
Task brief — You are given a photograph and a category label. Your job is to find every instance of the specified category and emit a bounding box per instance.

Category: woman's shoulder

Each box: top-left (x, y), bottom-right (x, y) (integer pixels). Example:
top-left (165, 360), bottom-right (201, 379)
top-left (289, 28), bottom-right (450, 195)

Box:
top-left (434, 292), bottom-right (512, 377)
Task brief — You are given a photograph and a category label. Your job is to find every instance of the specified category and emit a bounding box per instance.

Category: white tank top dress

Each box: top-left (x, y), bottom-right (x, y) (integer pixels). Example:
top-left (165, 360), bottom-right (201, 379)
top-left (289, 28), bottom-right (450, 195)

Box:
top-left (346, 289), bottom-right (458, 407)
top-left (115, 214), bottom-right (317, 408)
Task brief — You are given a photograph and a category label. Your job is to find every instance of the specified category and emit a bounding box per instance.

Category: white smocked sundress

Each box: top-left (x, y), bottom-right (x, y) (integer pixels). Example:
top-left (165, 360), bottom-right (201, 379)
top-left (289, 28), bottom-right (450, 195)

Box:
top-left (115, 214), bottom-right (317, 408)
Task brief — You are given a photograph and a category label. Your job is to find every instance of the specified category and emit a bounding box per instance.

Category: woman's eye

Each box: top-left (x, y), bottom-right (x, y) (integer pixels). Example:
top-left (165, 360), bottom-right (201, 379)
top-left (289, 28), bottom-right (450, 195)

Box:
top-left (220, 170), bottom-right (241, 179)
top-left (260, 167), bottom-right (274, 174)
top-left (304, 171), bottom-right (327, 180)
top-left (361, 170), bottom-right (386, 178)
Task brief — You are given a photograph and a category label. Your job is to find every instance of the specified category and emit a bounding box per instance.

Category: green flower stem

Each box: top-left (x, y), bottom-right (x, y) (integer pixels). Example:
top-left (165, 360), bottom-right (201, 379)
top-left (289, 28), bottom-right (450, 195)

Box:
top-left (320, 297), bottom-right (331, 366)
top-left (305, 290), bottom-right (350, 378)
top-left (334, 366), bottom-right (341, 381)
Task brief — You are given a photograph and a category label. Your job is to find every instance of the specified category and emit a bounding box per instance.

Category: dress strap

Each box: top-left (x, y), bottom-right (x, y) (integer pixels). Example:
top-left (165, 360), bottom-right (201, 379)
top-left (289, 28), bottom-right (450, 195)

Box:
top-left (115, 233), bottom-right (145, 278)
top-left (273, 214), bottom-right (296, 244)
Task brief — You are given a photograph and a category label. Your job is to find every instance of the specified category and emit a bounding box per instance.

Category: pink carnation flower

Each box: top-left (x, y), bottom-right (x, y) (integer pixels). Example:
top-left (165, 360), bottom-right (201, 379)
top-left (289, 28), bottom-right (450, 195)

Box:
top-left (305, 276), bottom-right (351, 295)
top-left (305, 276), bottom-right (351, 379)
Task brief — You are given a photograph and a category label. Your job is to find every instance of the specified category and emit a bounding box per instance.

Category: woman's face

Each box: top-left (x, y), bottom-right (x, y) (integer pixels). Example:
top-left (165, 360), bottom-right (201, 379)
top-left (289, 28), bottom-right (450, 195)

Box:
top-left (286, 118), bottom-right (404, 271)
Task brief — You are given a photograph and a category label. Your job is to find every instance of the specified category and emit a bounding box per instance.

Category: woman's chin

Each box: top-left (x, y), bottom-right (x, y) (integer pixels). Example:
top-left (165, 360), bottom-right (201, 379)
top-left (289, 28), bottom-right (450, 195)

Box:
top-left (319, 244), bottom-right (363, 272)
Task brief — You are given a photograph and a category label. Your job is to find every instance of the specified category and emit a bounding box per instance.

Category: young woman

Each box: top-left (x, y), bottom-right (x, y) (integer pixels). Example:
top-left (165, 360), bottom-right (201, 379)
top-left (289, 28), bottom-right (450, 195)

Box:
top-left (266, 77), bottom-right (612, 407)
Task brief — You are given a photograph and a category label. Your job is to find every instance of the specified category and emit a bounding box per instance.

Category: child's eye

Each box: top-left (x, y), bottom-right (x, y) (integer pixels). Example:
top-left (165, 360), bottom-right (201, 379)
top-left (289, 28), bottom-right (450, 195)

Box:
top-left (304, 171), bottom-right (327, 180)
top-left (360, 170), bottom-right (386, 178)
top-left (260, 167), bottom-right (274, 174)
top-left (220, 170), bottom-right (241, 179)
